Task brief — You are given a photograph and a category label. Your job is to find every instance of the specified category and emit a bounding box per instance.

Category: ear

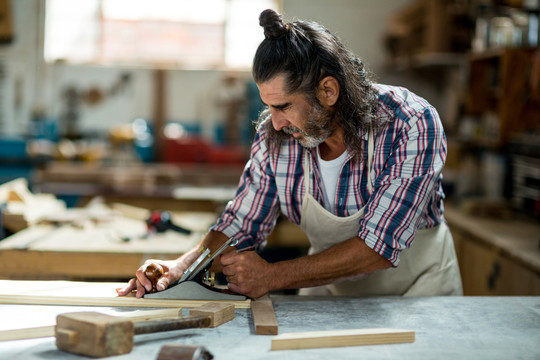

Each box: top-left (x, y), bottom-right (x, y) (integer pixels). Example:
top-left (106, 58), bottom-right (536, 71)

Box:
top-left (317, 76), bottom-right (340, 107)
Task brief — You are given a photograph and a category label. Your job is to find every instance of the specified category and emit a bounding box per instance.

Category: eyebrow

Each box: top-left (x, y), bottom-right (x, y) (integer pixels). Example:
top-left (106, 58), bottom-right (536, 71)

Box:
top-left (262, 102), bottom-right (291, 110)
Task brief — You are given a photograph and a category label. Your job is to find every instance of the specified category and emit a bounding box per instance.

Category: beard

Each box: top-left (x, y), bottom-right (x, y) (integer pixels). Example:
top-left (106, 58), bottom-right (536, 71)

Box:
top-left (280, 101), bottom-right (335, 148)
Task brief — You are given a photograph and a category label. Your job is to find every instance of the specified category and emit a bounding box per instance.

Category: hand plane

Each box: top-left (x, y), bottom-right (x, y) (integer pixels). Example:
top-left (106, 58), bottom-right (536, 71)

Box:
top-left (144, 238), bottom-right (247, 301)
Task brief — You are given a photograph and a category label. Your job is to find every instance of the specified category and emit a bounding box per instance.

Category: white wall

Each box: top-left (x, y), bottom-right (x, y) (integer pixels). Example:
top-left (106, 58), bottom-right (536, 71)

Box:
top-left (283, 0), bottom-right (412, 76)
top-left (0, 0), bottom-right (446, 142)
top-left (0, 0), bottom-right (42, 135)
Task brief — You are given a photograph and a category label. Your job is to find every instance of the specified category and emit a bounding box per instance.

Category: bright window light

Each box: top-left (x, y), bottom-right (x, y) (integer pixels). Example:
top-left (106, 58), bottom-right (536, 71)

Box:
top-left (44, 0), bottom-right (280, 69)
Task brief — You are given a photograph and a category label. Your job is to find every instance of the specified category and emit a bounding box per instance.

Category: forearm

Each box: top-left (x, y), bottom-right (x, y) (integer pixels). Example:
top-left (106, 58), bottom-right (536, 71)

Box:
top-left (176, 230), bottom-right (232, 274)
top-left (267, 236), bottom-right (392, 291)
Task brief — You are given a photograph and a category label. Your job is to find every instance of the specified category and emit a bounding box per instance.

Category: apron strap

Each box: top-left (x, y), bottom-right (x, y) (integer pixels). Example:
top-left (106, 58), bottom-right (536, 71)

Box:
top-left (303, 150), bottom-right (311, 195)
top-left (367, 126), bottom-right (374, 193)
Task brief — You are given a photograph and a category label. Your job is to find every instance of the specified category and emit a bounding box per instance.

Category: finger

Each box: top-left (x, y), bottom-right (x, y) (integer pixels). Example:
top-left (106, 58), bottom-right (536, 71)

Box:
top-left (156, 275), bottom-right (172, 291)
top-left (135, 267), bottom-right (153, 293)
top-left (220, 251), bottom-right (239, 266)
top-left (227, 282), bottom-right (243, 295)
top-left (135, 279), bottom-right (147, 298)
top-left (221, 263), bottom-right (235, 276)
top-left (116, 278), bottom-right (137, 296)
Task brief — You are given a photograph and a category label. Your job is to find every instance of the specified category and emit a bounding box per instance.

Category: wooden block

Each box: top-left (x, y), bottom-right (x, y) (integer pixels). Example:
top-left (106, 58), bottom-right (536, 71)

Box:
top-left (189, 302), bottom-right (234, 327)
top-left (251, 294), bottom-right (278, 335)
top-left (271, 328), bottom-right (415, 351)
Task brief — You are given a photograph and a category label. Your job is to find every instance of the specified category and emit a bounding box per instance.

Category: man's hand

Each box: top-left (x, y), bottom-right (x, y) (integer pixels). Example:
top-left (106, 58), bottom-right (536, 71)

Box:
top-left (116, 259), bottom-right (184, 298)
top-left (221, 250), bottom-right (274, 298)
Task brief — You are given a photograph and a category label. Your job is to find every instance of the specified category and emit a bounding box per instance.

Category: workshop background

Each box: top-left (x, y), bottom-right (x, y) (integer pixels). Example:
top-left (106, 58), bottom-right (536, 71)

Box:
top-left (0, 0), bottom-right (539, 295)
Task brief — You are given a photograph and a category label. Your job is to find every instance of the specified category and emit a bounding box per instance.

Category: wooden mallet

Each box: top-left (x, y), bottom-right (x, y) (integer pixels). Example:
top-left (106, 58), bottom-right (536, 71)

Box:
top-left (55, 311), bottom-right (211, 358)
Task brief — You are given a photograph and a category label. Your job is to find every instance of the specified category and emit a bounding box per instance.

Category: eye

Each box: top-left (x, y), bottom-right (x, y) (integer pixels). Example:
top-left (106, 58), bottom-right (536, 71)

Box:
top-left (277, 104), bottom-right (290, 111)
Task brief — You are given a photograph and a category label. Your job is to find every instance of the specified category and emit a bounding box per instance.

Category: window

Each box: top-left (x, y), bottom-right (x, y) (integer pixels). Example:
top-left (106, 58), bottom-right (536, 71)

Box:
top-left (44, 0), bottom-right (280, 69)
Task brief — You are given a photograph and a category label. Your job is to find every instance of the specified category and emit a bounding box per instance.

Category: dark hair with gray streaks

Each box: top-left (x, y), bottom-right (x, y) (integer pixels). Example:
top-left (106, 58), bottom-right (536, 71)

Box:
top-left (253, 9), bottom-right (387, 158)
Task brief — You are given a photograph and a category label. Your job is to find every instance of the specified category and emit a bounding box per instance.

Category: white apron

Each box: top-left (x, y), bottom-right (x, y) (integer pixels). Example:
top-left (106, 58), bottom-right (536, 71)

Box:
top-left (298, 129), bottom-right (463, 296)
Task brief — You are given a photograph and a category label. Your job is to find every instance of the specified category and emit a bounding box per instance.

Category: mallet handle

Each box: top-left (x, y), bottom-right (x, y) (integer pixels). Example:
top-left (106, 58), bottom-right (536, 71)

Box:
top-left (134, 315), bottom-right (211, 335)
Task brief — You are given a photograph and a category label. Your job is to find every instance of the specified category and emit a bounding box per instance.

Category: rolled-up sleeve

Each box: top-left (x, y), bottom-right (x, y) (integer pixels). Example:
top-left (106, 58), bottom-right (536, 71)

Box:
top-left (211, 132), bottom-right (281, 250)
top-left (358, 106), bottom-right (446, 266)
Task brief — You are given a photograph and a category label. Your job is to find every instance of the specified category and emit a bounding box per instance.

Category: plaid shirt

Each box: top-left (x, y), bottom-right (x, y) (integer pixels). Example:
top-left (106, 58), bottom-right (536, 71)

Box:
top-left (212, 84), bottom-right (447, 266)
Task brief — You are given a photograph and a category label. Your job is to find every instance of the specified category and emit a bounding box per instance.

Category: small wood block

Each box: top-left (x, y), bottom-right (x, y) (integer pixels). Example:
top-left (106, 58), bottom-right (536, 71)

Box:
top-left (56, 312), bottom-right (134, 358)
top-left (271, 328), bottom-right (415, 351)
top-left (251, 294), bottom-right (278, 335)
top-left (189, 302), bottom-right (234, 328)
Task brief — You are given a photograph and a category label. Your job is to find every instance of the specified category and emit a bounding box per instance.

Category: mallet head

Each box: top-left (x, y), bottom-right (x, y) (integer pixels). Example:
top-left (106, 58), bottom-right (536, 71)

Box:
top-left (56, 312), bottom-right (134, 358)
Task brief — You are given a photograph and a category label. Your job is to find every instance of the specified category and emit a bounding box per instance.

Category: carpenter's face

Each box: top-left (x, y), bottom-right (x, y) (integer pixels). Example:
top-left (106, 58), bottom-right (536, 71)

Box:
top-left (257, 75), bottom-right (334, 148)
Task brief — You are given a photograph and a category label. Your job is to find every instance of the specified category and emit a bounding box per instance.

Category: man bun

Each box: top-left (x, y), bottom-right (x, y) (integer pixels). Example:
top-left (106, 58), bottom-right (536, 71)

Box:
top-left (259, 9), bottom-right (288, 39)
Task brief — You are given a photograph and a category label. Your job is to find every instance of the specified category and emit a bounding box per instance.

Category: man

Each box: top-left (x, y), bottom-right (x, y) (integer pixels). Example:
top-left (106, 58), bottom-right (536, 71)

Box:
top-left (118, 9), bottom-right (463, 299)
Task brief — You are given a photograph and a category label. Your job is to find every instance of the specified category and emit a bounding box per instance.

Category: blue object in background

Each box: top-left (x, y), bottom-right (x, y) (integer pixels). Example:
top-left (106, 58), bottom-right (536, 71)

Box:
top-left (31, 116), bottom-right (58, 142)
top-left (0, 136), bottom-right (27, 160)
top-left (132, 118), bottom-right (154, 163)
top-left (0, 137), bottom-right (34, 184)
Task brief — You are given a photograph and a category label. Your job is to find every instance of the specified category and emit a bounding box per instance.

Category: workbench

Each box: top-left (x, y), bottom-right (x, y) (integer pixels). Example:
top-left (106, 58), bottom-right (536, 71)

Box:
top-left (0, 211), bottom-right (217, 281)
top-left (0, 295), bottom-right (538, 359)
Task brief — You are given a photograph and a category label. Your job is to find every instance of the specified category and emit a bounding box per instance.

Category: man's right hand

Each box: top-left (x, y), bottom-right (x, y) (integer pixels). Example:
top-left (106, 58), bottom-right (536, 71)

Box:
top-left (116, 259), bottom-right (184, 298)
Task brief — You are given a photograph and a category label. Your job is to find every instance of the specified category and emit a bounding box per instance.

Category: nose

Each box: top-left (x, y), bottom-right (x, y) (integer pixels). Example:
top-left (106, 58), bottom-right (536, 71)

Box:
top-left (270, 110), bottom-right (289, 131)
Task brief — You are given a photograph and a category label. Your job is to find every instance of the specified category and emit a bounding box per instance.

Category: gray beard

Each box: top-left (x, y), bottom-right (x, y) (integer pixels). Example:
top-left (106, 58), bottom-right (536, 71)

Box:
top-left (280, 102), bottom-right (335, 149)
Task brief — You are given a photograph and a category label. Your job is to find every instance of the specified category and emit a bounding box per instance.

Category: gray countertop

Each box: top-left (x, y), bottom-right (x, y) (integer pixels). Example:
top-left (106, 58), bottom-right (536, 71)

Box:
top-left (1, 295), bottom-right (539, 359)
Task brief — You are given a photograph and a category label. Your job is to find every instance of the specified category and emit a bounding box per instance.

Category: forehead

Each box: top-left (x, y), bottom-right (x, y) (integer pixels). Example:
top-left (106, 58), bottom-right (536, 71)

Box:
top-left (257, 75), bottom-right (289, 104)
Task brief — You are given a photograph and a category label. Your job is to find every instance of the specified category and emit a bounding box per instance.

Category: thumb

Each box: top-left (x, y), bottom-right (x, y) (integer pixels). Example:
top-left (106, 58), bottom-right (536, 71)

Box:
top-left (156, 275), bottom-right (172, 291)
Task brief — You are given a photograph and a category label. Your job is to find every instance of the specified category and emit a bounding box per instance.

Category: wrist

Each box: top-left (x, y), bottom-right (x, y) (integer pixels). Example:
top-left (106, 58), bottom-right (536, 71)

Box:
top-left (266, 261), bottom-right (285, 292)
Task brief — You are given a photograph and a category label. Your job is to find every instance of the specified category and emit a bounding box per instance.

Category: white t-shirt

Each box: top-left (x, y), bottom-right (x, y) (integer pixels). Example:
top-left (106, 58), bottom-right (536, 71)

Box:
top-left (316, 146), bottom-right (349, 213)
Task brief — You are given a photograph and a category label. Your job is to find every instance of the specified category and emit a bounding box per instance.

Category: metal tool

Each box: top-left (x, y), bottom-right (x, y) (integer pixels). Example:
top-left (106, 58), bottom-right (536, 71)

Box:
top-left (144, 238), bottom-right (246, 301)
top-left (146, 210), bottom-right (192, 235)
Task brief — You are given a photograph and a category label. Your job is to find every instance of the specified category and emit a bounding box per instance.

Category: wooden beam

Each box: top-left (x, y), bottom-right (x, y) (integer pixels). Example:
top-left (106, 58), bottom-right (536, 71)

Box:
top-left (251, 294), bottom-right (278, 335)
top-left (189, 302), bottom-right (235, 328)
top-left (0, 294), bottom-right (250, 309)
top-left (0, 280), bottom-right (251, 309)
top-left (271, 328), bottom-right (415, 350)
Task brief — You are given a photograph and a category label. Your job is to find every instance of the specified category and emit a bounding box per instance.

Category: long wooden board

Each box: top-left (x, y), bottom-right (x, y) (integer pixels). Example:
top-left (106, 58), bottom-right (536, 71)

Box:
top-left (0, 308), bottom-right (183, 341)
top-left (0, 280), bottom-right (250, 309)
top-left (251, 294), bottom-right (278, 335)
top-left (271, 328), bottom-right (415, 350)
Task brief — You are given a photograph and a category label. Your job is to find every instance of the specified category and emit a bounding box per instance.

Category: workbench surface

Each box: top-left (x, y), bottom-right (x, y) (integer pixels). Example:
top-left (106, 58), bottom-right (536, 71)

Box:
top-left (1, 295), bottom-right (538, 359)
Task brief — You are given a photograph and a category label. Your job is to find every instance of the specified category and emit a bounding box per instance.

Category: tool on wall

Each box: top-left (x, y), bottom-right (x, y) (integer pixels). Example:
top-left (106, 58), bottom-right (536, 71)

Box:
top-left (144, 237), bottom-right (246, 301)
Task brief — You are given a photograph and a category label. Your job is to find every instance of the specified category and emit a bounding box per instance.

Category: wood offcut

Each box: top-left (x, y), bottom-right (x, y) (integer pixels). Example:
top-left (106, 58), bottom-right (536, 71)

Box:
top-left (189, 302), bottom-right (235, 328)
top-left (271, 328), bottom-right (415, 350)
top-left (251, 294), bottom-right (278, 335)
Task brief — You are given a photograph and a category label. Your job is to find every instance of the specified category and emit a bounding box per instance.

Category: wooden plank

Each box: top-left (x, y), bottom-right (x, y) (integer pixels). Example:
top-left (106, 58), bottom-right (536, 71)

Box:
top-left (189, 302), bottom-right (235, 327)
top-left (0, 308), bottom-right (183, 342)
top-left (271, 328), bottom-right (415, 350)
top-left (0, 294), bottom-right (250, 309)
top-left (0, 280), bottom-right (251, 309)
top-left (251, 294), bottom-right (278, 335)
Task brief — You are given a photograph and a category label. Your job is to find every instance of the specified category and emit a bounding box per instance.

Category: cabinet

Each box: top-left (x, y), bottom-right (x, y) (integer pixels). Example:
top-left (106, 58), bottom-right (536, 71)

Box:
top-left (446, 205), bottom-right (540, 295)
top-left (454, 232), bottom-right (540, 295)
top-left (466, 47), bottom-right (540, 146)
